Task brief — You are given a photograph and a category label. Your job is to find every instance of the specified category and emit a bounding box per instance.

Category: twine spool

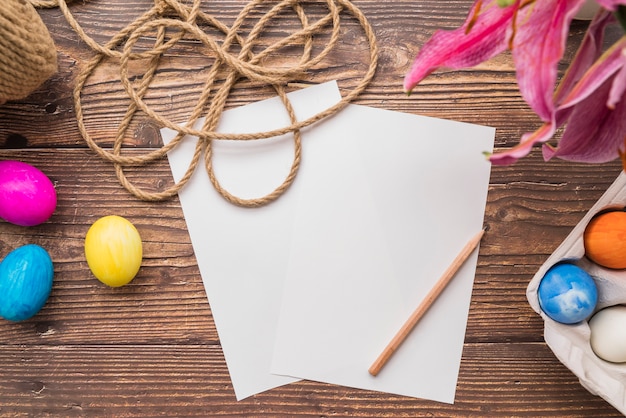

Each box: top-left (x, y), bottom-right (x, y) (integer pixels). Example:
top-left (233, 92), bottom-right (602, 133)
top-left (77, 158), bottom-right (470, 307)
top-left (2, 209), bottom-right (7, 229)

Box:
top-left (0, 0), bottom-right (57, 103)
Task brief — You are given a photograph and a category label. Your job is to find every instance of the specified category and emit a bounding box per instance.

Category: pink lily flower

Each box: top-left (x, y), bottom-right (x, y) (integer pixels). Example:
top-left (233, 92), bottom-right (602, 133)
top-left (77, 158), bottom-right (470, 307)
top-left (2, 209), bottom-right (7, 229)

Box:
top-left (404, 0), bottom-right (585, 122)
top-left (404, 0), bottom-right (626, 166)
top-left (541, 37), bottom-right (626, 163)
top-left (512, 0), bottom-right (587, 121)
top-left (490, 10), bottom-right (626, 165)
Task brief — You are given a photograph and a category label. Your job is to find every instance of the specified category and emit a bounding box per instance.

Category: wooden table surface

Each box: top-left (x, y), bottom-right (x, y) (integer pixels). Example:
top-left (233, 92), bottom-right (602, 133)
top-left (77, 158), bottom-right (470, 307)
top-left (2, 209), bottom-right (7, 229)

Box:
top-left (1, 0), bottom-right (624, 416)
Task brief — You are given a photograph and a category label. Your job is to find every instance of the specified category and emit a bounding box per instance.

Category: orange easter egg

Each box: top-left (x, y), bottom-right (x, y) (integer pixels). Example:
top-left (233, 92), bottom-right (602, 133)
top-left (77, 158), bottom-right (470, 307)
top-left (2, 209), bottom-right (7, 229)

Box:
top-left (584, 210), bottom-right (626, 269)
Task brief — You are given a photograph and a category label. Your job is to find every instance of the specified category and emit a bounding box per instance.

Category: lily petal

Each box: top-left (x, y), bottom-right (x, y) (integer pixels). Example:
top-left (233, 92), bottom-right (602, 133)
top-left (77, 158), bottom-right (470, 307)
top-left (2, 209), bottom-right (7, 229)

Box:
top-left (488, 123), bottom-right (556, 165)
top-left (512, 0), bottom-right (586, 121)
top-left (558, 37), bottom-right (626, 110)
top-left (489, 9), bottom-right (618, 164)
top-left (554, 9), bottom-right (614, 104)
top-left (543, 76), bottom-right (626, 162)
top-left (608, 43), bottom-right (626, 107)
top-left (403, 0), bottom-right (516, 92)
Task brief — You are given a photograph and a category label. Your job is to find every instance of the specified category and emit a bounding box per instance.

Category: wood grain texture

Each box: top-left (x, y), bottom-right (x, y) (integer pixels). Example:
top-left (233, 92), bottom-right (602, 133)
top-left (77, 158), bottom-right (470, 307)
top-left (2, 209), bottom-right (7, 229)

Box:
top-left (0, 0), bottom-right (623, 416)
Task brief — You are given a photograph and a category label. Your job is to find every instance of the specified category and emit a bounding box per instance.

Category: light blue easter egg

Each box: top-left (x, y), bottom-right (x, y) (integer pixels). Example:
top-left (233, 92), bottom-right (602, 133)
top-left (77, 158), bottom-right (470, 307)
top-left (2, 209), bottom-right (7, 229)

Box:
top-left (0, 244), bottom-right (54, 322)
top-left (538, 263), bottom-right (598, 324)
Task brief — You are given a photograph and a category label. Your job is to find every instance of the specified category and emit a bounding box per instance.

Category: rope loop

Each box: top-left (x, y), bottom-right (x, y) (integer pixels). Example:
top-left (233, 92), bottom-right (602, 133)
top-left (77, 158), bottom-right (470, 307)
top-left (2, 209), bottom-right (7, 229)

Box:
top-left (33, 0), bottom-right (378, 206)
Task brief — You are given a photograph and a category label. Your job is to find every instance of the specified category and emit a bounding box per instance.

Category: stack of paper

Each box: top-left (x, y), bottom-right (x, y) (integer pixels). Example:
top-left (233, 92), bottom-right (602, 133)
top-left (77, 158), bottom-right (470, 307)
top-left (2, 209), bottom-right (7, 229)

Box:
top-left (162, 81), bottom-right (494, 403)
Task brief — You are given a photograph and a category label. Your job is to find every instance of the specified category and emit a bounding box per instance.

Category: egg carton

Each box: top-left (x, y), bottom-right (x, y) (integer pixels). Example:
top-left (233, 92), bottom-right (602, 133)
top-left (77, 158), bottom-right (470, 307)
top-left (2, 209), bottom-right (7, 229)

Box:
top-left (527, 171), bottom-right (626, 415)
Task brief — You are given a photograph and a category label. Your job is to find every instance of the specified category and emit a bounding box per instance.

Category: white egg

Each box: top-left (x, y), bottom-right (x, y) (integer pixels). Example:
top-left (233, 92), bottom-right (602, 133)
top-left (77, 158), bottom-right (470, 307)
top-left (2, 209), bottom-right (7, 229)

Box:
top-left (589, 305), bottom-right (626, 363)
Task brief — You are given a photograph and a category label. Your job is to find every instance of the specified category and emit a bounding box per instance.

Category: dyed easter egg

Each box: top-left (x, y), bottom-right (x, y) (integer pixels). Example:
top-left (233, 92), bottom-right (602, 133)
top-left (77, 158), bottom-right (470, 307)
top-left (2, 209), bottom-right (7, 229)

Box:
top-left (584, 210), bottom-right (626, 269)
top-left (537, 263), bottom-right (597, 324)
top-left (589, 305), bottom-right (626, 363)
top-left (85, 215), bottom-right (142, 287)
top-left (0, 244), bottom-right (54, 322)
top-left (0, 160), bottom-right (57, 226)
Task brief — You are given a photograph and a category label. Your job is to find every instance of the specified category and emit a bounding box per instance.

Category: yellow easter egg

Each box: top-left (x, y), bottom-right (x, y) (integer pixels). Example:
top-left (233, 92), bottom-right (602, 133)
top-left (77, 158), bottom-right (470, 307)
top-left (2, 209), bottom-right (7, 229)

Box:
top-left (85, 215), bottom-right (143, 287)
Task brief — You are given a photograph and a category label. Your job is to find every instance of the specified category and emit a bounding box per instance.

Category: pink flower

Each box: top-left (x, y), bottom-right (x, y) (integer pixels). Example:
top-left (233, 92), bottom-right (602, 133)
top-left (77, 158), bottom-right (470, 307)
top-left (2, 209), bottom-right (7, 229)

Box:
top-left (490, 10), bottom-right (626, 164)
top-left (512, 0), bottom-right (586, 121)
top-left (405, 0), bottom-right (585, 121)
top-left (541, 38), bottom-right (626, 163)
top-left (404, 0), bottom-right (626, 167)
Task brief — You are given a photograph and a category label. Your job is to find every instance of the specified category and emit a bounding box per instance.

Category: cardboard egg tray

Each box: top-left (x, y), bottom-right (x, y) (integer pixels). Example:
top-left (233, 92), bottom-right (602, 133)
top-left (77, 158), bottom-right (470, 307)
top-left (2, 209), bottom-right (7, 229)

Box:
top-left (527, 171), bottom-right (626, 415)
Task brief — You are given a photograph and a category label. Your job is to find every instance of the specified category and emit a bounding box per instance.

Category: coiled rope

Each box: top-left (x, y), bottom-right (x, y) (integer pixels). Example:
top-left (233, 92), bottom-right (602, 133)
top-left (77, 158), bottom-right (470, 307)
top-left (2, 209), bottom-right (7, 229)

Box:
top-left (32, 0), bottom-right (378, 206)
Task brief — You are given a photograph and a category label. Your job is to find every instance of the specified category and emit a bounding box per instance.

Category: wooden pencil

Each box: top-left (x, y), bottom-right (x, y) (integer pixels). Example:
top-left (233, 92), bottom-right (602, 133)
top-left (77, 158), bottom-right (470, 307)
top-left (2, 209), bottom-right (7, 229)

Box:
top-left (368, 228), bottom-right (486, 376)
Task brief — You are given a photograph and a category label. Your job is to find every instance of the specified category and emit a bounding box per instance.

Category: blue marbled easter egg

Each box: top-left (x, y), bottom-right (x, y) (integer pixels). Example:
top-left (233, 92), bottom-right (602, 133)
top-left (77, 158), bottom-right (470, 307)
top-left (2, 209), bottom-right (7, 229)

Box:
top-left (0, 244), bottom-right (54, 322)
top-left (538, 263), bottom-right (598, 324)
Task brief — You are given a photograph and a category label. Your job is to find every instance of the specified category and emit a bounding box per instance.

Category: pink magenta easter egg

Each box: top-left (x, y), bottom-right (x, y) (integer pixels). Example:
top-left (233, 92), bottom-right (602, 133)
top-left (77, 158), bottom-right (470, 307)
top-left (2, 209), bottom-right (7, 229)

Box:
top-left (0, 160), bottom-right (57, 226)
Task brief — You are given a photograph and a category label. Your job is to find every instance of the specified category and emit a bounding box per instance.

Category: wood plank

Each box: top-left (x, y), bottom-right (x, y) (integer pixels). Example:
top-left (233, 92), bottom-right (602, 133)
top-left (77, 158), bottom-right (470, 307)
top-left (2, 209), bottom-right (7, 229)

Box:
top-left (0, 343), bottom-right (619, 417)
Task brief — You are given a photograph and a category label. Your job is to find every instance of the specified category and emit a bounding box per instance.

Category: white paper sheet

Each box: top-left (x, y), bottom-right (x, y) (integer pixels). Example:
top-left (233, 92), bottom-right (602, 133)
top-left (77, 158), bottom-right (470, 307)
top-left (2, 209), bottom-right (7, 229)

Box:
top-left (270, 104), bottom-right (494, 403)
top-left (162, 81), bottom-right (343, 400)
top-left (162, 81), bottom-right (494, 403)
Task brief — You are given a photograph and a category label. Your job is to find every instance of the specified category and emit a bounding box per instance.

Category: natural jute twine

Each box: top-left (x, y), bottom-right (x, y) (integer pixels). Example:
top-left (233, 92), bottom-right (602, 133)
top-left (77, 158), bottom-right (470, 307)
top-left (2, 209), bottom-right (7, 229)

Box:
top-left (0, 0), bottom-right (57, 103)
top-left (31, 0), bottom-right (378, 207)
